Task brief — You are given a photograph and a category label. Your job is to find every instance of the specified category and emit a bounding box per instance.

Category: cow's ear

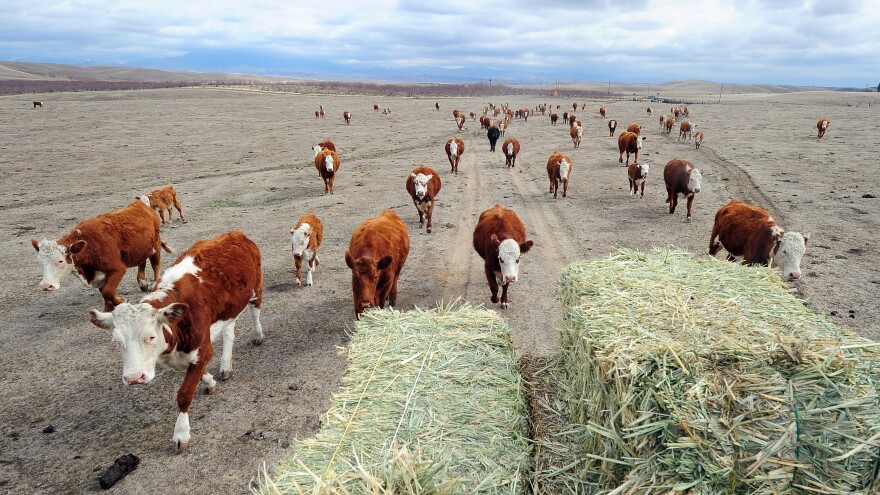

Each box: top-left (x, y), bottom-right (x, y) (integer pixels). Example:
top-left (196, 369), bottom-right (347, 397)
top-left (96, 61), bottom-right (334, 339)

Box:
top-left (69, 240), bottom-right (87, 254)
top-left (519, 240), bottom-right (534, 254)
top-left (803, 233), bottom-right (810, 244)
top-left (490, 233), bottom-right (501, 248)
top-left (378, 255), bottom-right (394, 270)
top-left (410, 173), bottom-right (417, 179)
top-left (345, 251), bottom-right (355, 269)
top-left (159, 303), bottom-right (188, 324)
top-left (89, 308), bottom-right (114, 330)
top-left (426, 174), bottom-right (433, 181)
top-left (31, 238), bottom-right (40, 252)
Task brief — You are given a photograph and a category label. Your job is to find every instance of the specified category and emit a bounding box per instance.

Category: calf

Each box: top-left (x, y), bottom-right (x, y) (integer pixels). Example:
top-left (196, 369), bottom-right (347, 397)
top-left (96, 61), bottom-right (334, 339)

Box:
top-left (456, 113), bottom-right (466, 131)
top-left (405, 165), bottom-right (442, 233)
top-left (141, 185), bottom-right (185, 225)
top-left (487, 125), bottom-right (501, 152)
top-left (502, 138), bottom-right (520, 168)
top-left (345, 210), bottom-right (410, 317)
top-left (314, 149), bottom-right (341, 194)
top-left (599, 106), bottom-right (606, 118)
top-left (665, 117), bottom-right (676, 135)
top-left (679, 121), bottom-right (695, 142)
top-left (469, 111), bottom-right (477, 121)
top-left (663, 158), bottom-right (703, 221)
top-left (499, 119), bottom-right (508, 136)
top-left (617, 131), bottom-right (644, 166)
top-left (709, 200), bottom-right (810, 281)
top-left (32, 199), bottom-right (172, 311)
top-left (290, 213), bottom-right (324, 287)
top-left (570, 125), bottom-right (584, 149)
top-left (89, 230), bottom-right (264, 452)
top-left (343, 111), bottom-right (351, 124)
top-left (445, 137), bottom-right (465, 175)
top-left (627, 162), bottom-right (650, 198)
top-left (694, 131), bottom-right (704, 149)
top-left (626, 123), bottom-right (642, 135)
top-left (547, 151), bottom-right (573, 198)
top-left (33, 101), bottom-right (43, 108)
top-left (472, 205), bottom-right (534, 309)
top-left (817, 118), bottom-right (830, 139)
top-left (608, 119), bottom-right (618, 137)
top-left (659, 114), bottom-right (667, 130)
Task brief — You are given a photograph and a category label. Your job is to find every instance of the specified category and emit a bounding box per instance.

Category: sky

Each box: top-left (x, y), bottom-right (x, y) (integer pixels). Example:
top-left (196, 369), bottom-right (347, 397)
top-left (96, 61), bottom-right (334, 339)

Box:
top-left (0, 0), bottom-right (878, 87)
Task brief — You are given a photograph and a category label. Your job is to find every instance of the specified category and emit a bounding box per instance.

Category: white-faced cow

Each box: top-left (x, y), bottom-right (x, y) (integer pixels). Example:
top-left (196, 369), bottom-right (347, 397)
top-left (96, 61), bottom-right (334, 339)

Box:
top-left (599, 106), bottom-right (606, 118)
top-left (405, 165), bottom-right (442, 233)
top-left (709, 200), bottom-right (810, 281)
top-left (663, 158), bottom-right (703, 221)
top-left (547, 151), bottom-right (573, 198)
top-left (665, 117), bottom-right (676, 135)
top-left (570, 124), bottom-right (584, 149)
top-left (290, 213), bottom-right (324, 287)
top-left (627, 162), bottom-right (650, 198)
top-left (502, 138), bottom-right (520, 168)
top-left (472, 205), bottom-right (534, 309)
top-left (345, 210), bottom-right (410, 317)
top-left (694, 131), bottom-right (704, 149)
top-left (817, 118), bottom-right (830, 139)
top-left (679, 121), bottom-right (695, 142)
top-left (617, 131), bottom-right (644, 166)
top-left (608, 119), bottom-right (618, 137)
top-left (32, 199), bottom-right (173, 311)
top-left (314, 149), bottom-right (340, 194)
top-left (445, 137), bottom-right (465, 175)
top-left (343, 111), bottom-right (351, 124)
top-left (89, 230), bottom-right (264, 451)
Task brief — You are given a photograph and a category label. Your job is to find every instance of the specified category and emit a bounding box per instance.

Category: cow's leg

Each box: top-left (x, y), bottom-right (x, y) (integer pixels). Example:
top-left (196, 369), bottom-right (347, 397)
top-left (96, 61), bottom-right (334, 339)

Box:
top-left (670, 194), bottom-right (678, 214)
top-left (293, 254), bottom-right (303, 286)
top-left (329, 175), bottom-right (335, 194)
top-left (250, 271), bottom-right (264, 345)
top-left (708, 226), bottom-right (722, 256)
top-left (562, 179), bottom-right (568, 198)
top-left (304, 253), bottom-right (315, 286)
top-left (686, 195), bottom-right (695, 222)
top-left (173, 356), bottom-right (210, 452)
top-left (219, 320), bottom-right (236, 380)
top-left (426, 199), bottom-right (434, 234)
top-left (484, 266), bottom-right (500, 304)
top-left (157, 208), bottom-right (166, 225)
top-left (148, 249), bottom-right (161, 287)
top-left (137, 261), bottom-right (150, 291)
top-left (619, 150), bottom-right (624, 163)
top-left (640, 181), bottom-right (646, 198)
top-left (174, 198), bottom-right (186, 223)
top-left (101, 269), bottom-right (127, 311)
top-left (201, 373), bottom-right (217, 395)
top-left (388, 273), bottom-right (400, 308)
top-left (500, 282), bottom-right (511, 309)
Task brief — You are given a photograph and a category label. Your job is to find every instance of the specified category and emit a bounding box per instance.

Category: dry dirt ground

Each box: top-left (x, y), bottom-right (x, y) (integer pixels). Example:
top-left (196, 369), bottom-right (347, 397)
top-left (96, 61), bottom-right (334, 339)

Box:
top-left (1, 88), bottom-right (877, 494)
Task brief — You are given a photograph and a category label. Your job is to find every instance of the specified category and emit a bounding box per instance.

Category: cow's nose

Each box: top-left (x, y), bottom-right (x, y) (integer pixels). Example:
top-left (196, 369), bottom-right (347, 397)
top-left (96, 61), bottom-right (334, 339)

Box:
top-left (694, 188), bottom-right (701, 193)
top-left (789, 272), bottom-right (801, 281)
top-left (40, 283), bottom-right (57, 291)
top-left (124, 373), bottom-right (147, 385)
top-left (504, 276), bottom-right (517, 284)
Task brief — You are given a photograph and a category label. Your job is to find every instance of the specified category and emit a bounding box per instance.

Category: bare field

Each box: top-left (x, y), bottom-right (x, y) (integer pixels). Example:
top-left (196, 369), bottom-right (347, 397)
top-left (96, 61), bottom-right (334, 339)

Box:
top-left (1, 88), bottom-right (878, 494)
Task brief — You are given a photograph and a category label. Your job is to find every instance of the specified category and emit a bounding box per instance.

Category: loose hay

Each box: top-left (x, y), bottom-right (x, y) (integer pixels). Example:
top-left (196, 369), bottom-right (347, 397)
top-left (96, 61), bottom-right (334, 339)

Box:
top-left (256, 303), bottom-right (530, 495)
top-left (541, 248), bottom-right (880, 494)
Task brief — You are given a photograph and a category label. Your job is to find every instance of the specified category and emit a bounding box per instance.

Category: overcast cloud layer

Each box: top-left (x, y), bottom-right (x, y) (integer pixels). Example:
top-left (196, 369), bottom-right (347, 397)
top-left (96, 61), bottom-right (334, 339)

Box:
top-left (1, 0), bottom-right (878, 86)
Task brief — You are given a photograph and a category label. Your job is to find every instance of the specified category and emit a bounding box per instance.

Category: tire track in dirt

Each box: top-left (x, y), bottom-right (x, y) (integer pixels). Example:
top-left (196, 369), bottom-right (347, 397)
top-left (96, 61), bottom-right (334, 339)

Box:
top-left (697, 144), bottom-right (786, 224)
top-left (435, 152), bottom-right (481, 303)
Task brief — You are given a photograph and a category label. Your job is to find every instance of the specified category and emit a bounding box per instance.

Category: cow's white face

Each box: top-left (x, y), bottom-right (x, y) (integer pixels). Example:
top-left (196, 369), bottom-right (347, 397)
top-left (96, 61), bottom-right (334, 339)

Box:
top-left (290, 223), bottom-right (312, 257)
top-left (410, 173), bottom-right (432, 199)
top-left (775, 232), bottom-right (809, 281)
top-left (559, 159), bottom-right (571, 180)
top-left (448, 140), bottom-right (458, 157)
top-left (90, 302), bottom-right (187, 385)
top-left (821, 121), bottom-right (828, 129)
top-left (33, 239), bottom-right (78, 291)
top-left (636, 136), bottom-right (643, 149)
top-left (324, 154), bottom-right (334, 172)
top-left (138, 195), bottom-right (152, 208)
top-left (640, 163), bottom-right (650, 178)
top-left (688, 168), bottom-right (703, 193)
top-left (497, 238), bottom-right (533, 284)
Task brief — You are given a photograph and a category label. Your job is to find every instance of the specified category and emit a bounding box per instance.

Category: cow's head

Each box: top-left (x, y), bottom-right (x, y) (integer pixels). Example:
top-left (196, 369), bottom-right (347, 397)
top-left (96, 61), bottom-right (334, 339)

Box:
top-left (774, 232), bottom-right (809, 281)
top-left (559, 159), bottom-right (571, 180)
top-left (410, 173), bottom-right (433, 199)
top-left (324, 154), bottom-right (335, 172)
top-left (345, 252), bottom-right (393, 316)
top-left (689, 168), bottom-right (703, 193)
top-left (493, 234), bottom-right (534, 285)
top-left (32, 238), bottom-right (84, 291)
top-left (89, 302), bottom-right (187, 385)
top-left (636, 135), bottom-right (644, 149)
top-left (290, 222), bottom-right (313, 257)
top-left (640, 163), bottom-right (650, 178)
top-left (137, 195), bottom-right (153, 208)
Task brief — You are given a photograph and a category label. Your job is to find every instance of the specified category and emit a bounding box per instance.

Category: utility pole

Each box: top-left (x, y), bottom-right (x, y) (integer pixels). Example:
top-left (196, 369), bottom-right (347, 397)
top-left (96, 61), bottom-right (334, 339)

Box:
top-left (608, 81), bottom-right (611, 95)
top-left (718, 83), bottom-right (723, 103)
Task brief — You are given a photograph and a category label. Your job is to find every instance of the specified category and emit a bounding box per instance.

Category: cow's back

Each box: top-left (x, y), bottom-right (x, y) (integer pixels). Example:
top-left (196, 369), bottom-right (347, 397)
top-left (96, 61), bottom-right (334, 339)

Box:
top-left (713, 201), bottom-right (774, 254)
top-left (473, 205), bottom-right (526, 260)
top-left (62, 200), bottom-right (161, 268)
top-left (296, 213), bottom-right (324, 251)
top-left (664, 159), bottom-right (694, 192)
top-left (350, 210), bottom-right (410, 271)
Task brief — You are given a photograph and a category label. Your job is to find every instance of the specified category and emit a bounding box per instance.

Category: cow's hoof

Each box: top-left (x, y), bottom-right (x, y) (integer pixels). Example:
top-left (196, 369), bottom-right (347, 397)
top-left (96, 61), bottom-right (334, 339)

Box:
top-left (491, 295), bottom-right (499, 304)
top-left (295, 279), bottom-right (302, 287)
top-left (426, 228), bottom-right (432, 233)
top-left (252, 337), bottom-right (263, 346)
top-left (687, 217), bottom-right (692, 222)
top-left (221, 370), bottom-right (233, 381)
top-left (174, 440), bottom-right (189, 452)
top-left (138, 281), bottom-right (150, 292)
top-left (500, 302), bottom-right (509, 309)
top-left (204, 385), bottom-right (216, 395)
top-left (305, 281), bottom-right (313, 287)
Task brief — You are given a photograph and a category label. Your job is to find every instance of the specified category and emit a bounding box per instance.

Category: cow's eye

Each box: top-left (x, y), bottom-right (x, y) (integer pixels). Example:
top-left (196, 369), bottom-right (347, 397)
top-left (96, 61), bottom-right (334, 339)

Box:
top-left (56, 259), bottom-right (64, 265)
top-left (516, 258), bottom-right (521, 263)
top-left (304, 232), bottom-right (310, 236)
top-left (782, 250), bottom-right (787, 255)
top-left (148, 335), bottom-right (156, 342)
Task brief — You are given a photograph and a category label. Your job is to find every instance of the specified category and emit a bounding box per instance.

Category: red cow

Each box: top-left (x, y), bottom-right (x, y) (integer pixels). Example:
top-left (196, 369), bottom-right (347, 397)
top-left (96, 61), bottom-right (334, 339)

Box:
top-left (314, 149), bottom-right (340, 194)
top-left (550, 113), bottom-right (558, 125)
top-left (572, 102), bottom-right (578, 112)
top-left (599, 106), bottom-right (606, 118)
top-left (456, 113), bottom-right (466, 131)
top-left (290, 213), bottom-right (324, 287)
top-left (563, 112), bottom-right (569, 124)
top-left (480, 115), bottom-right (492, 129)
top-left (647, 107), bottom-right (653, 116)
top-left (627, 162), bottom-right (650, 198)
top-left (472, 205), bottom-right (534, 309)
top-left (312, 139), bottom-right (337, 156)
top-left (570, 125), bottom-right (584, 149)
top-left (709, 201), bottom-right (810, 281)
top-left (89, 230), bottom-right (264, 451)
top-left (626, 123), bottom-right (642, 135)
top-left (32, 199), bottom-right (172, 311)
top-left (469, 111), bottom-right (477, 121)
top-left (343, 111), bottom-right (351, 124)
top-left (665, 117), bottom-right (676, 135)
top-left (373, 104), bottom-right (380, 112)
top-left (659, 114), bottom-right (667, 130)
top-left (679, 121), bottom-right (695, 142)
top-left (817, 118), bottom-right (830, 138)
top-left (663, 158), bottom-right (703, 221)
top-left (345, 210), bottom-right (410, 317)
top-left (547, 151), bottom-right (573, 198)
top-left (617, 131), bottom-right (644, 166)
top-left (608, 119), bottom-right (618, 137)
top-left (502, 138), bottom-right (520, 168)
top-left (694, 130), bottom-right (704, 149)
top-left (445, 137), bottom-right (465, 175)
top-left (405, 165), bottom-right (442, 233)
top-left (141, 184), bottom-right (186, 225)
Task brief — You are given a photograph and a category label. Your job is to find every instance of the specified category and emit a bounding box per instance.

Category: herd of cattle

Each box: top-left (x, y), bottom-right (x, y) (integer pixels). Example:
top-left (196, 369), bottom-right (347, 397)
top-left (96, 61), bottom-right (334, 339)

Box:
top-left (28, 97), bottom-right (821, 452)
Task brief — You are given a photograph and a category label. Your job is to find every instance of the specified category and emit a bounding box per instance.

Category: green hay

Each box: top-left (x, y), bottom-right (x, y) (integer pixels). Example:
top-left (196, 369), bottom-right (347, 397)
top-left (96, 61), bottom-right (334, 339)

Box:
top-left (540, 248), bottom-right (880, 494)
top-left (256, 302), bottom-right (530, 495)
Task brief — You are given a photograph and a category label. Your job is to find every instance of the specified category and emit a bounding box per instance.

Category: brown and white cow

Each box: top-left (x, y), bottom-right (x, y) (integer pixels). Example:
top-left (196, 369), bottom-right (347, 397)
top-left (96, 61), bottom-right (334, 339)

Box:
top-left (647, 107), bottom-right (653, 116)
top-left (659, 114), bottom-right (667, 130)
top-left (89, 230), bottom-right (264, 452)
top-left (373, 104), bottom-right (380, 112)
top-left (502, 138), bottom-right (520, 168)
top-left (680, 106), bottom-right (689, 117)
top-left (141, 185), bottom-right (185, 225)
top-left (599, 106), bottom-right (606, 118)
top-left (345, 210), bottom-right (410, 317)
top-left (506, 108), bottom-right (514, 121)
top-left (570, 124), bottom-right (584, 149)
top-left (663, 158), bottom-right (703, 221)
top-left (290, 213), bottom-right (324, 287)
top-left (493, 107), bottom-right (501, 118)
top-left (312, 140), bottom-right (337, 177)
top-left (435, 102), bottom-right (440, 111)
top-left (472, 205), bottom-right (534, 309)
top-left (608, 119), bottom-right (618, 137)
top-left (445, 137), bottom-right (465, 175)
top-left (456, 113), bottom-right (466, 131)
top-left (709, 201), bottom-right (810, 281)
top-left (343, 111), bottom-right (352, 124)
top-left (617, 131), bottom-right (644, 166)
top-left (480, 115), bottom-right (492, 129)
top-left (550, 113), bottom-right (558, 125)
top-left (499, 119), bottom-right (508, 136)
top-left (673, 107), bottom-right (682, 118)
top-left (694, 130), bottom-right (704, 149)
top-left (33, 101), bottom-right (43, 108)
top-left (679, 121), bottom-right (695, 142)
top-left (627, 162), bottom-right (650, 198)
top-left (547, 151), bottom-right (573, 198)
top-left (626, 123), bottom-right (642, 135)
top-left (405, 165), bottom-right (442, 233)
top-left (665, 117), bottom-right (676, 135)
top-left (318, 105), bottom-right (325, 118)
top-left (817, 118), bottom-right (830, 139)
top-left (314, 149), bottom-right (341, 194)
top-left (469, 111), bottom-right (477, 121)
top-left (32, 199), bottom-right (173, 311)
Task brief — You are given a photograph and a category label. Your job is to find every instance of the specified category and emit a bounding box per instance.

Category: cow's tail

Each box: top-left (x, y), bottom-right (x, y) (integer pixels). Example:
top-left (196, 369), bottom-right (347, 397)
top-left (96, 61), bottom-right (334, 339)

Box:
top-left (161, 241), bottom-right (175, 254)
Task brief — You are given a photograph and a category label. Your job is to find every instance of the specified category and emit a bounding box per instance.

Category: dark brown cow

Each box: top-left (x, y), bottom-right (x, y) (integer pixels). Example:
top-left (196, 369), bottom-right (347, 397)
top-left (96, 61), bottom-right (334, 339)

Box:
top-left (550, 113), bottom-right (558, 125)
top-left (817, 118), bottom-right (830, 139)
top-left (679, 121), bottom-right (694, 142)
top-left (546, 151), bottom-right (573, 198)
top-left (617, 131), bottom-right (644, 166)
top-left (445, 137), bottom-right (465, 174)
top-left (141, 184), bottom-right (185, 225)
top-left (343, 111), bottom-right (351, 124)
top-left (502, 138), bottom-right (520, 168)
top-left (290, 213), bottom-right (324, 287)
top-left (627, 162), bottom-right (650, 198)
top-left (599, 106), bottom-right (606, 118)
top-left (469, 111), bottom-right (477, 121)
top-left (480, 115), bottom-right (492, 129)
top-left (405, 165), bottom-right (442, 233)
top-left (32, 199), bottom-right (172, 311)
top-left (89, 230), bottom-right (264, 451)
top-left (608, 119), bottom-right (618, 137)
top-left (572, 102), bottom-right (578, 112)
top-left (373, 104), bottom-right (380, 112)
top-left (435, 102), bottom-right (440, 111)
top-left (647, 107), bottom-right (653, 116)
top-left (345, 210), bottom-right (410, 317)
top-left (472, 205), bottom-right (534, 309)
top-left (663, 158), bottom-right (703, 221)
top-left (563, 111), bottom-right (569, 124)
top-left (33, 101), bottom-right (43, 108)
top-left (709, 201), bottom-right (810, 280)
top-left (314, 149), bottom-right (341, 194)
top-left (659, 114), bottom-right (667, 130)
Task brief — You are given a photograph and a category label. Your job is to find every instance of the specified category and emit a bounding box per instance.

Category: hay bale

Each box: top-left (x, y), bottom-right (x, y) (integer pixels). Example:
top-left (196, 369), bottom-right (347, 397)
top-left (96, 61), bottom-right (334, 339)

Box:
top-left (545, 248), bottom-right (880, 494)
top-left (257, 303), bottom-right (530, 494)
